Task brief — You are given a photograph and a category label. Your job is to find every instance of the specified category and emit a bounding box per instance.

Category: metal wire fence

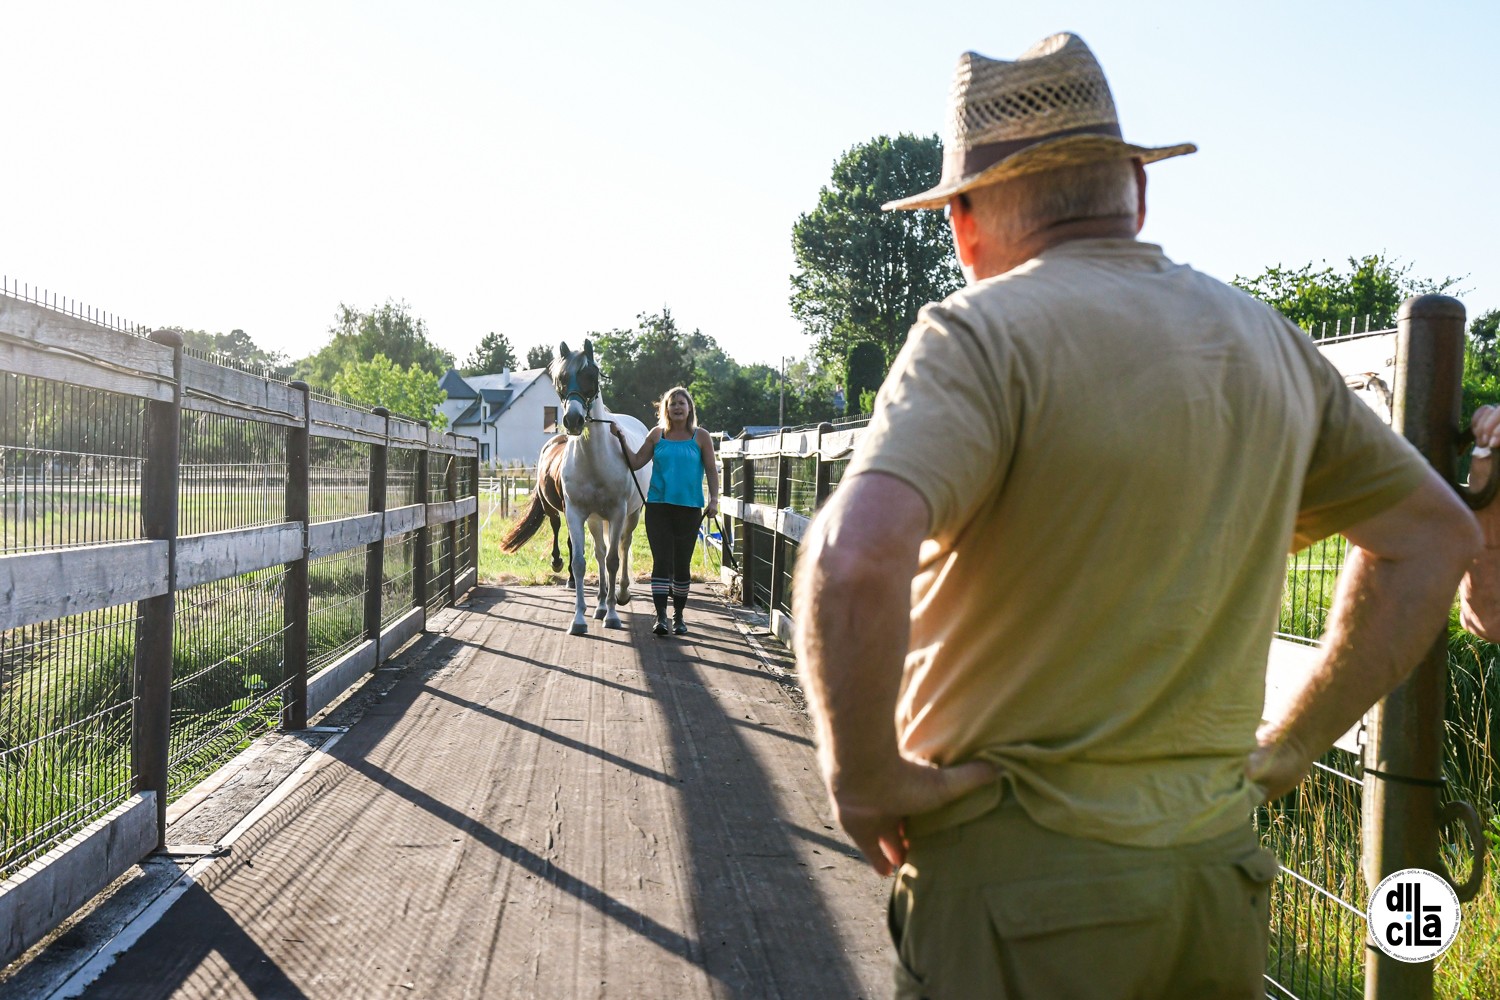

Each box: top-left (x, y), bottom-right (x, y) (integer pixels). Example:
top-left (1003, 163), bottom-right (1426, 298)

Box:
top-left (308, 548), bottom-right (367, 674)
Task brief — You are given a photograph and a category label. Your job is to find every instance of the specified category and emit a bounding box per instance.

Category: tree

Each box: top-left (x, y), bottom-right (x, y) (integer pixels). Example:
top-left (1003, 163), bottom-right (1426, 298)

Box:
top-left (845, 341), bottom-right (885, 419)
top-left (525, 343), bottom-right (554, 371)
top-left (330, 354), bottom-right (448, 430)
top-left (1231, 254), bottom-right (1462, 336)
top-left (591, 309), bottom-right (697, 424)
top-left (295, 300), bottom-right (453, 391)
top-left (177, 328), bottom-right (291, 375)
top-left (462, 332), bottom-right (516, 375)
top-left (791, 134), bottom-right (964, 372)
top-left (1463, 309), bottom-right (1500, 420)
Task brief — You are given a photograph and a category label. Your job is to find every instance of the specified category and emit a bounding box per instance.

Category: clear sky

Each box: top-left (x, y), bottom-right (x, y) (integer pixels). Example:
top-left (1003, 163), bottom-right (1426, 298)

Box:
top-left (4, 1), bottom-right (1496, 371)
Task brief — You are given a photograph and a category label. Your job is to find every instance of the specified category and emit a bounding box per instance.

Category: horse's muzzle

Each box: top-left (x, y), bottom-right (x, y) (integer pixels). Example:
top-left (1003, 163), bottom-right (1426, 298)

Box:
top-left (561, 405), bottom-right (586, 435)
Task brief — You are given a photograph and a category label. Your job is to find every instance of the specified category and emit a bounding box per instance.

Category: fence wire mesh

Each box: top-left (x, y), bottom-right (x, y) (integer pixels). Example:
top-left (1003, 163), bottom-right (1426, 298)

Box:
top-left (0, 373), bottom-right (145, 554)
top-left (384, 532), bottom-right (418, 627)
top-left (168, 567), bottom-right (290, 797)
top-left (310, 436), bottom-right (371, 523)
top-left (309, 548), bottom-right (367, 673)
top-left (180, 410), bottom-right (286, 535)
top-left (0, 603), bottom-right (139, 879)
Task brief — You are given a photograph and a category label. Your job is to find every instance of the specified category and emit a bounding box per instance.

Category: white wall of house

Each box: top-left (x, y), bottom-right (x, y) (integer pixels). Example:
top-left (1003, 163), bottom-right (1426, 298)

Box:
top-left (441, 369), bottom-right (561, 468)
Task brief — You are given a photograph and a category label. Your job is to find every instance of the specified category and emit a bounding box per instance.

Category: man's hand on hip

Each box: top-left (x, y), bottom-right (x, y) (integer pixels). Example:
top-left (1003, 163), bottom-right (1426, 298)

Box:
top-left (832, 757), bottom-right (997, 876)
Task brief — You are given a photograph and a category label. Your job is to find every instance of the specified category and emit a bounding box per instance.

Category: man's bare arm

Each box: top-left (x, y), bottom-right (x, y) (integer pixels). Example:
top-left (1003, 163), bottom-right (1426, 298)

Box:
top-left (793, 472), bottom-right (995, 874)
top-left (1249, 468), bottom-right (1481, 798)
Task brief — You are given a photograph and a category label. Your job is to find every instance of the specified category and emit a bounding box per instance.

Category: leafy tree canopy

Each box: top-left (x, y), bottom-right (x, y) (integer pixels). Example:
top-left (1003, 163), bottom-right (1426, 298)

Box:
top-left (462, 332), bottom-right (517, 375)
top-left (176, 328), bottom-right (290, 375)
top-left (524, 343), bottom-right (554, 371)
top-left (591, 308), bottom-right (698, 426)
top-left (1231, 254), bottom-right (1462, 336)
top-left (791, 133), bottom-right (963, 372)
top-left (296, 300), bottom-right (453, 391)
top-left (330, 353), bottom-right (448, 430)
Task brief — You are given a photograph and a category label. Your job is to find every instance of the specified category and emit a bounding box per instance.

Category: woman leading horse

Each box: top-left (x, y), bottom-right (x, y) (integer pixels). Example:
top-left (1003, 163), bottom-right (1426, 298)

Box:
top-left (612, 386), bottom-right (720, 636)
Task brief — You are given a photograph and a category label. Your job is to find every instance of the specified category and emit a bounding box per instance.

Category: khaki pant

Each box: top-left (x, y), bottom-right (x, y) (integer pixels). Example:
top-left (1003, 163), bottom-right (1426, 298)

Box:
top-left (888, 796), bottom-right (1276, 1000)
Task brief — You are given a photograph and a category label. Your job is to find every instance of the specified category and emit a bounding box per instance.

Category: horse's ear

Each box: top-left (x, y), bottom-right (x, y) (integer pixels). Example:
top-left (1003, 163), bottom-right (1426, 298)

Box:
top-left (583, 339), bottom-right (594, 360)
top-left (558, 342), bottom-right (570, 359)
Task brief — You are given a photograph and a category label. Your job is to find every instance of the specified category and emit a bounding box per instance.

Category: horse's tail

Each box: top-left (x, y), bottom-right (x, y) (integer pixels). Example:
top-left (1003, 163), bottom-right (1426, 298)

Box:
top-left (499, 489), bottom-right (549, 553)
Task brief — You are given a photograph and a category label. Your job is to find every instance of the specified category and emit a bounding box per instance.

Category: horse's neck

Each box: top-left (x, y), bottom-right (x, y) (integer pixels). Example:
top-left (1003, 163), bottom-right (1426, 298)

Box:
top-left (570, 403), bottom-right (619, 465)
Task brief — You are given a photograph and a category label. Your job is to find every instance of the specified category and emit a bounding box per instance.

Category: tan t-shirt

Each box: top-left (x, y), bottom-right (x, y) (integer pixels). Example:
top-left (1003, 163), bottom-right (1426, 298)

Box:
top-left (847, 238), bottom-right (1429, 848)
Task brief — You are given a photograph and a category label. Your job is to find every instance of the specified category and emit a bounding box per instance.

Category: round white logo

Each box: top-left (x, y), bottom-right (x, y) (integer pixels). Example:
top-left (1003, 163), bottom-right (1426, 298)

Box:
top-left (1367, 868), bottom-right (1461, 963)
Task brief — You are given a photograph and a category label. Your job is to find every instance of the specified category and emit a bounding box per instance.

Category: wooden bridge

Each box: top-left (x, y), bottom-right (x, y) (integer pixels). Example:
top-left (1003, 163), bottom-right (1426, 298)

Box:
top-left (7, 585), bottom-right (889, 999)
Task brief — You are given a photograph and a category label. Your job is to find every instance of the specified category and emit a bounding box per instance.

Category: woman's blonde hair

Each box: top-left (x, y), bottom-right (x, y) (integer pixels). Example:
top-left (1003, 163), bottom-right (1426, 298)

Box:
top-left (656, 386), bottom-right (697, 433)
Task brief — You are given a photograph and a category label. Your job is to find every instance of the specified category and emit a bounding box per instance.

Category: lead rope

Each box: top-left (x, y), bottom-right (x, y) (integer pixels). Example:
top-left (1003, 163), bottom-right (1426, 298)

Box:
top-left (590, 417), bottom-right (648, 506)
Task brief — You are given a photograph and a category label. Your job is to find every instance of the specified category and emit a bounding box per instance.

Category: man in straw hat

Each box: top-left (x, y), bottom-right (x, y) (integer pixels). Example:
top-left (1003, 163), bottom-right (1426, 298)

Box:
top-left (793, 32), bottom-right (1478, 997)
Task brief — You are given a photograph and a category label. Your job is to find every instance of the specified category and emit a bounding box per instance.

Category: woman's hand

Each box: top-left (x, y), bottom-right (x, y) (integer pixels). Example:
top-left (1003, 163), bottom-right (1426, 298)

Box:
top-left (1474, 405), bottom-right (1500, 450)
top-left (705, 498), bottom-right (719, 519)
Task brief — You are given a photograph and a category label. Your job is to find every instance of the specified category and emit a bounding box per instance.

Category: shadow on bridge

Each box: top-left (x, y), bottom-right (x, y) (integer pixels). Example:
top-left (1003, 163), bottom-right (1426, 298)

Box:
top-left (75, 585), bottom-right (887, 999)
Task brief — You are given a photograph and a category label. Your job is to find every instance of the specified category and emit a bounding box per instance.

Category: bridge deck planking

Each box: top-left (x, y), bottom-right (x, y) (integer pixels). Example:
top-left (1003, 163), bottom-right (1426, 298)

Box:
top-left (76, 586), bottom-right (889, 999)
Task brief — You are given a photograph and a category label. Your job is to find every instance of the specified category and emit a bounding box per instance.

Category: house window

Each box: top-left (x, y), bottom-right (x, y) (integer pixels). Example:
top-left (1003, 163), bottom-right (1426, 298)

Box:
top-left (481, 443), bottom-right (490, 461)
top-left (544, 406), bottom-right (557, 432)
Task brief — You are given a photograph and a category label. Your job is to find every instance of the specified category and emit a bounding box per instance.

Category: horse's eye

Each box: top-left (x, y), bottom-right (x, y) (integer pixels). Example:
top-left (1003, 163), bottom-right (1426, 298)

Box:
top-left (579, 369), bottom-right (599, 393)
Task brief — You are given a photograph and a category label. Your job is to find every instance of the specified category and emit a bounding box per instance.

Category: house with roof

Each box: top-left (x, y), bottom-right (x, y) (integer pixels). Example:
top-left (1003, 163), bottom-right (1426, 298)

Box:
top-left (437, 367), bottom-right (562, 467)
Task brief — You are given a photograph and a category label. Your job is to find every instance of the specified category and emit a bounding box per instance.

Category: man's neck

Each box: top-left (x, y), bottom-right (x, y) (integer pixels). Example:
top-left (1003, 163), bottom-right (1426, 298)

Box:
top-left (976, 215), bottom-right (1138, 280)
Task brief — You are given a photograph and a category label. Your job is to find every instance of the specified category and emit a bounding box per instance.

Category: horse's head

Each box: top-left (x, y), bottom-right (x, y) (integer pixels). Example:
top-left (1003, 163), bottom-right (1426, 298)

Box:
top-left (551, 340), bottom-right (602, 436)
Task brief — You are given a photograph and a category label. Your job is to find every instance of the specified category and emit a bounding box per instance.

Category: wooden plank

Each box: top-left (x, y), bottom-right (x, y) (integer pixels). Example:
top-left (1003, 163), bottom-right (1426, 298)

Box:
top-left (1264, 637), bottom-right (1361, 754)
top-left (182, 391), bottom-right (302, 428)
top-left (739, 501), bottom-right (779, 530)
top-left (776, 509), bottom-right (811, 544)
top-left (0, 792), bottom-right (157, 968)
top-left (308, 513), bottom-right (383, 560)
top-left (0, 297), bottom-right (173, 382)
top-left (306, 640), bottom-right (377, 718)
top-left (310, 399), bottom-right (387, 442)
top-left (176, 524), bottom-right (305, 589)
top-left (387, 419), bottom-right (428, 446)
top-left (427, 500), bottom-right (459, 527)
top-left (743, 434), bottom-right (786, 457)
top-left (454, 566), bottom-right (477, 599)
top-left (308, 420), bottom-right (385, 447)
top-left (770, 609), bottom-right (796, 647)
top-left (0, 336), bottom-right (172, 402)
top-left (0, 541), bottom-right (168, 631)
top-left (386, 503), bottom-right (426, 538)
top-left (181, 357), bottom-right (304, 425)
top-left (720, 497), bottom-right (745, 519)
top-left (454, 495), bottom-right (478, 519)
top-left (381, 606), bottom-right (425, 659)
top-left (820, 429), bottom-right (861, 460)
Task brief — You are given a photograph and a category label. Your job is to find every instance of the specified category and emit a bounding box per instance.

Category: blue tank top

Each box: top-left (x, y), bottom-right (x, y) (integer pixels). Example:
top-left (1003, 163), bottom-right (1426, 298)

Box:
top-left (648, 436), bottom-right (705, 507)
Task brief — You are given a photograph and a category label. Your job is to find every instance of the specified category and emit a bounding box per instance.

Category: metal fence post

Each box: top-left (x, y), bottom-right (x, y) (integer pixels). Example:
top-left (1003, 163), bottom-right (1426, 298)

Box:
top-left (132, 329), bottom-right (182, 847)
top-left (281, 381), bottom-right (312, 731)
top-left (1363, 294), bottom-right (1466, 1000)
top-left (366, 408), bottom-right (389, 664)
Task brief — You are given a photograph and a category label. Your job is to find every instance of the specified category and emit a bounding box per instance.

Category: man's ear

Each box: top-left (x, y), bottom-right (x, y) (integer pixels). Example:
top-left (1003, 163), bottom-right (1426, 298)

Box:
top-left (950, 200), bottom-right (979, 271)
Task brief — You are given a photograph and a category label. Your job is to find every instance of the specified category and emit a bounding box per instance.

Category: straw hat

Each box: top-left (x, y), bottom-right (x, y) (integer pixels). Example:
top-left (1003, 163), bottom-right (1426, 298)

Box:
top-left (884, 33), bottom-right (1196, 212)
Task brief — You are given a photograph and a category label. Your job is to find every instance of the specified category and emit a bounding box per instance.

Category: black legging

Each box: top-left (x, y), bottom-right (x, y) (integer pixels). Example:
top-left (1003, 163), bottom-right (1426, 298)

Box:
top-left (644, 502), bottom-right (701, 616)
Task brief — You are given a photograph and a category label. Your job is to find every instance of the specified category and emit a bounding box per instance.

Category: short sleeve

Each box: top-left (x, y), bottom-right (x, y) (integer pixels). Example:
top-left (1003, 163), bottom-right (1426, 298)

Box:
top-left (843, 303), bottom-right (1015, 541)
top-left (1292, 349), bottom-right (1429, 550)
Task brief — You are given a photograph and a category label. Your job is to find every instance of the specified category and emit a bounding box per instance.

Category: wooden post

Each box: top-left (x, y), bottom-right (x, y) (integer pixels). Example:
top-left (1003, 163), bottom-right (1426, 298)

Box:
top-left (414, 424), bottom-right (430, 624)
top-left (815, 422), bottom-right (834, 507)
top-left (740, 453), bottom-right (755, 607)
top-left (133, 329), bottom-right (182, 847)
top-left (365, 408), bottom-right (389, 663)
top-left (281, 381), bottom-right (312, 731)
top-left (1363, 295), bottom-right (1466, 1000)
top-left (769, 432), bottom-right (791, 614)
top-left (446, 448), bottom-right (459, 606)
top-left (468, 451), bottom-right (481, 585)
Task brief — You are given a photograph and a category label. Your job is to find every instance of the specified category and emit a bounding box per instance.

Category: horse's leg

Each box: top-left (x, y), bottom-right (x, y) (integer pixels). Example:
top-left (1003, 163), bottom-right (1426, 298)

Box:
top-left (601, 508), bottom-right (625, 630)
top-left (565, 506), bottom-right (589, 635)
top-left (548, 513), bottom-right (564, 573)
top-left (589, 515), bottom-right (610, 621)
top-left (617, 504), bottom-right (641, 606)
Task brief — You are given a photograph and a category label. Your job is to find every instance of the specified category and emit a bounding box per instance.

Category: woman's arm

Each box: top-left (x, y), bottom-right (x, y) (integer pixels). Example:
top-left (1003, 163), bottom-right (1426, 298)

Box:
top-left (697, 428), bottom-right (720, 517)
top-left (611, 425), bottom-right (659, 471)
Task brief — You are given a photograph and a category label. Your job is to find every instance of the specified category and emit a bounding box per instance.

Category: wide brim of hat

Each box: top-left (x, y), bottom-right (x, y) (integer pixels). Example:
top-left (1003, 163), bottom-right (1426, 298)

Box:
top-left (882, 134), bottom-right (1198, 211)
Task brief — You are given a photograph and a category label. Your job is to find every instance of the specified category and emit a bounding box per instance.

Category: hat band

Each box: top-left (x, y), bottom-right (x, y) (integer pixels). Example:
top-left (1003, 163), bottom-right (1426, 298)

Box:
top-left (958, 122), bottom-right (1124, 176)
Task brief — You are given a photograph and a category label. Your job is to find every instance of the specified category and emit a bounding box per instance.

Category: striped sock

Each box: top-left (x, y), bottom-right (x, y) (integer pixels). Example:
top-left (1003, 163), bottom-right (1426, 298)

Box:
top-left (651, 576), bottom-right (670, 616)
top-left (671, 580), bottom-right (690, 615)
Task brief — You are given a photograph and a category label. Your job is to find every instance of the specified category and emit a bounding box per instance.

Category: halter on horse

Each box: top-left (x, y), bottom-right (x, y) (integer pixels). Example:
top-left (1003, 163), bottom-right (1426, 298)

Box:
top-left (550, 340), bottom-right (651, 634)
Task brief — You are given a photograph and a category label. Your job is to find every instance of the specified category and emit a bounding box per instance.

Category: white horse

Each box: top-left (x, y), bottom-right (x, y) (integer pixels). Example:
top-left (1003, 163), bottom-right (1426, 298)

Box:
top-left (551, 340), bottom-right (651, 634)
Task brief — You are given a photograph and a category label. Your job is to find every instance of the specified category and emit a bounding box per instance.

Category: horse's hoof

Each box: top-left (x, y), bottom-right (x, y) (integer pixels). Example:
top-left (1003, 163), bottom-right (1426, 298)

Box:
top-left (594, 606), bottom-right (607, 620)
top-left (604, 617), bottom-right (623, 630)
top-left (617, 593), bottom-right (632, 606)
top-left (569, 622), bottom-right (588, 636)
top-left (552, 559), bottom-right (564, 572)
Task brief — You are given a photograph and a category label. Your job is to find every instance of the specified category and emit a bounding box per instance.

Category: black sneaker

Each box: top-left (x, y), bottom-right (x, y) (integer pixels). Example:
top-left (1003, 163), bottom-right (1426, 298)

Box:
top-left (653, 615), bottom-right (670, 636)
top-left (673, 616), bottom-right (688, 635)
